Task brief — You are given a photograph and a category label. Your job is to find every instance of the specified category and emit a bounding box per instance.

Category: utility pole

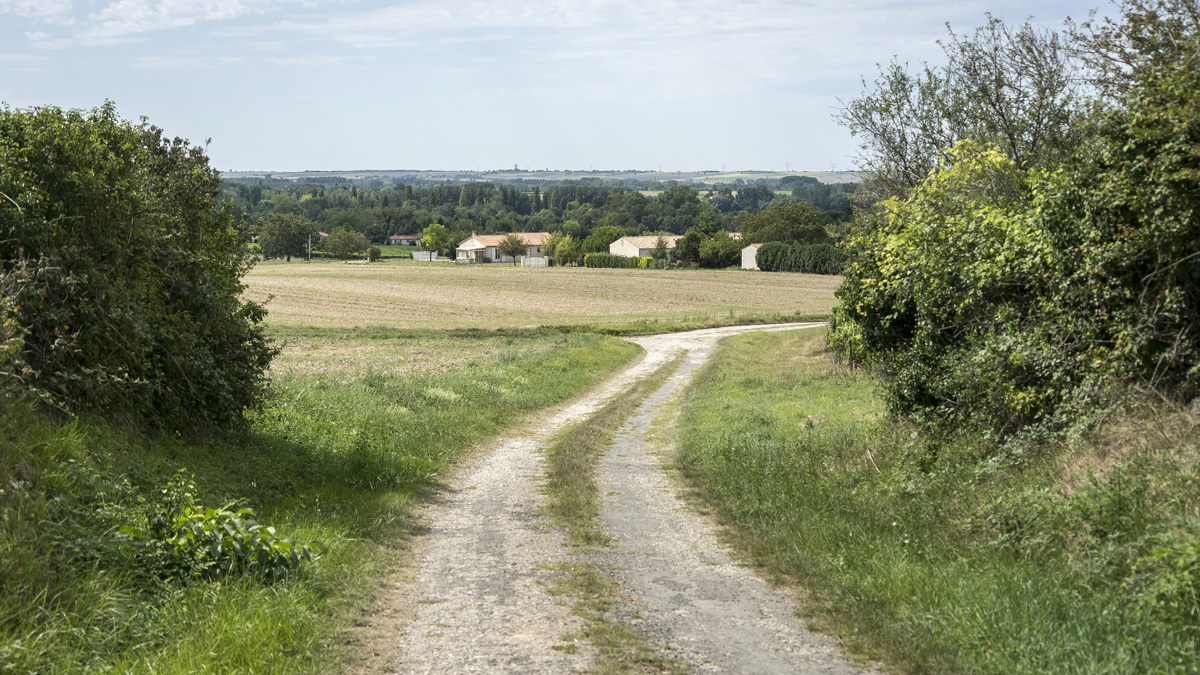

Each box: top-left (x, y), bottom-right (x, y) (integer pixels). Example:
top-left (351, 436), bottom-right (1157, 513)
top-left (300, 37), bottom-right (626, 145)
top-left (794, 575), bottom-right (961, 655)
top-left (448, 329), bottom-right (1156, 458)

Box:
top-left (308, 233), bottom-right (312, 261)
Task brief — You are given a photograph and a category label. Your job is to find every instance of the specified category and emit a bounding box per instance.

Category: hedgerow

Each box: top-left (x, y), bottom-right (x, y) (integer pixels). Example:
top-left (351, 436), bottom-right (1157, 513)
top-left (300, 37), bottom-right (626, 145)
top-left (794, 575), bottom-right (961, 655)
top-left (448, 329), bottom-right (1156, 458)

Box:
top-left (0, 103), bottom-right (276, 431)
top-left (756, 242), bottom-right (845, 274)
top-left (830, 50), bottom-right (1200, 441)
top-left (583, 252), bottom-right (658, 269)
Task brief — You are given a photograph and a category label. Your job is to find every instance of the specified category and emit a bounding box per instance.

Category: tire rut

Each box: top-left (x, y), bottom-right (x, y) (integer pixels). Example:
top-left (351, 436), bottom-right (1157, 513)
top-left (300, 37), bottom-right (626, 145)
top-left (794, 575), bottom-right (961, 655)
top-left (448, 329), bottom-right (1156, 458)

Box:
top-left (379, 323), bottom-right (862, 674)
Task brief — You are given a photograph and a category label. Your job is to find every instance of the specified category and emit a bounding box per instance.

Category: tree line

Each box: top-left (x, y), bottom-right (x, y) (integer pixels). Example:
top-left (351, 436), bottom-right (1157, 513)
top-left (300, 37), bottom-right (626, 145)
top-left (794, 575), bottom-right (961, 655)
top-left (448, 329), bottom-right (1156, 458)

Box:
top-left (226, 175), bottom-right (856, 263)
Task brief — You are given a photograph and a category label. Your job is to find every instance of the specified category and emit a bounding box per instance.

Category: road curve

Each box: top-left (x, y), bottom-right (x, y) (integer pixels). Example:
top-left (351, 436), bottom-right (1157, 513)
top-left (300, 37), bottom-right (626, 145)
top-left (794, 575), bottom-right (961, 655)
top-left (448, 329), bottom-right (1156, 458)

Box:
top-left (379, 322), bottom-right (863, 674)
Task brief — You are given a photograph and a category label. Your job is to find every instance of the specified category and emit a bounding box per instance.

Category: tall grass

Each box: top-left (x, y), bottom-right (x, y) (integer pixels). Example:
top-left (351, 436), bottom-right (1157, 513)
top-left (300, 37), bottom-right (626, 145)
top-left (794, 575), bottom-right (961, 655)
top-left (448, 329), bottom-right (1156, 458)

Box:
top-left (0, 332), bottom-right (640, 673)
top-left (676, 328), bottom-right (1199, 674)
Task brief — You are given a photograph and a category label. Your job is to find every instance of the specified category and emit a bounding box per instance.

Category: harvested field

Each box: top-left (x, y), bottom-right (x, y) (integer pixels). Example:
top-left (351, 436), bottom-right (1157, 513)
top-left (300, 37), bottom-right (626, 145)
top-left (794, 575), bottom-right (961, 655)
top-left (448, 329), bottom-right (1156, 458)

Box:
top-left (244, 260), bottom-right (839, 331)
top-left (271, 334), bottom-right (562, 380)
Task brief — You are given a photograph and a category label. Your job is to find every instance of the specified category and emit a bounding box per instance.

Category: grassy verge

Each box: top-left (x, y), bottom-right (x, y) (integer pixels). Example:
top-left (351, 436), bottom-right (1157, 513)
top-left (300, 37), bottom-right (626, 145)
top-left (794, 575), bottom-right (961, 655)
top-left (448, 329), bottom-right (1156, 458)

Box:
top-left (674, 328), bottom-right (1200, 673)
top-left (0, 332), bottom-right (640, 673)
top-left (542, 357), bottom-right (687, 674)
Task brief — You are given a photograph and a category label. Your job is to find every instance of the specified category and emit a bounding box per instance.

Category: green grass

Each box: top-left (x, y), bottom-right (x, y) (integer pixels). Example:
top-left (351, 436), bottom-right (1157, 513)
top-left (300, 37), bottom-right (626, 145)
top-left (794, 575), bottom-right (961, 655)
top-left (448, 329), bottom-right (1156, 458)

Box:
top-left (675, 328), bottom-right (1200, 674)
top-left (542, 357), bottom-right (689, 673)
top-left (265, 312), bottom-right (829, 343)
top-left (0, 332), bottom-right (641, 673)
top-left (547, 562), bottom-right (689, 675)
top-left (543, 357), bottom-right (683, 547)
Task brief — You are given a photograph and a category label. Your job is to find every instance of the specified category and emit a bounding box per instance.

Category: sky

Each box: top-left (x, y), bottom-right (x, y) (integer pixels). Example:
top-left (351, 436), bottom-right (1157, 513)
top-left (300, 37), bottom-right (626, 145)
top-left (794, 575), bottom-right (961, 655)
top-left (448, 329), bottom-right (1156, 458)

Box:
top-left (0, 0), bottom-right (1108, 172)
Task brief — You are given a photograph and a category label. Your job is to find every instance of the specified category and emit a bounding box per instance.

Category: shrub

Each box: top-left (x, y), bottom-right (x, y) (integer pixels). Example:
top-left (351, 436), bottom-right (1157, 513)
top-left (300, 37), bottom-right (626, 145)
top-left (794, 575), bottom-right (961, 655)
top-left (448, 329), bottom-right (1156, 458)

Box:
top-left (118, 471), bottom-right (325, 582)
top-left (366, 246), bottom-right (381, 262)
top-left (756, 241), bottom-right (846, 274)
top-left (0, 103), bottom-right (276, 431)
top-left (583, 252), bottom-right (656, 269)
top-left (698, 233), bottom-right (741, 268)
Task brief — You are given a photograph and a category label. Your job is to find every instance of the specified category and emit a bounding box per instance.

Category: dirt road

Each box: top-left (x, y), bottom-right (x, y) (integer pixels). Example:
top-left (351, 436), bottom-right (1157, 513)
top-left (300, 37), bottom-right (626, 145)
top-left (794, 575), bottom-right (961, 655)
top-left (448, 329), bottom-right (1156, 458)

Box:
top-left (375, 323), bottom-right (868, 674)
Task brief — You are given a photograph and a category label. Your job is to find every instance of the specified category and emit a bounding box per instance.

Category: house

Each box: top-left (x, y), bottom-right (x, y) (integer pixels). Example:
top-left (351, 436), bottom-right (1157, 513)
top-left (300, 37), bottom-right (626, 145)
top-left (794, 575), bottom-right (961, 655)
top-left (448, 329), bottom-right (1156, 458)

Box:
top-left (741, 243), bottom-right (763, 270)
top-left (456, 232), bottom-right (552, 263)
top-left (388, 235), bottom-right (421, 246)
top-left (609, 235), bottom-right (683, 258)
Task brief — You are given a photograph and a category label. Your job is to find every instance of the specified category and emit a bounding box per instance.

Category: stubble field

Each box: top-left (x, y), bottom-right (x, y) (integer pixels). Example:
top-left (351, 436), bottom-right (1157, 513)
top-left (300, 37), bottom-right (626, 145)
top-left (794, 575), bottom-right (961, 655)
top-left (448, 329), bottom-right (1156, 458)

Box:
top-left (243, 260), bottom-right (840, 332)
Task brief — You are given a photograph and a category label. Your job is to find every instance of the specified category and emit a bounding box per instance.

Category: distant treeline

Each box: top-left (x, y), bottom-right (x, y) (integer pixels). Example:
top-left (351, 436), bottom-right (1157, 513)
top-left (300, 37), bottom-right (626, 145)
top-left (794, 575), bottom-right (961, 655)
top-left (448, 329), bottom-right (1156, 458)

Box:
top-left (220, 176), bottom-right (857, 251)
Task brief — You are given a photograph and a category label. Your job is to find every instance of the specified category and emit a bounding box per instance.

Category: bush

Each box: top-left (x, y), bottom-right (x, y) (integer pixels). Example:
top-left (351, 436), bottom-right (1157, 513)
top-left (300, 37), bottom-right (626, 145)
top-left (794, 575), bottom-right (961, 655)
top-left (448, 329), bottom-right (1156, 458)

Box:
top-left (583, 253), bottom-right (657, 269)
top-left (699, 234), bottom-right (741, 268)
top-left (0, 103), bottom-right (276, 431)
top-left (366, 246), bottom-right (381, 262)
top-left (756, 241), bottom-right (846, 274)
top-left (118, 472), bottom-right (325, 581)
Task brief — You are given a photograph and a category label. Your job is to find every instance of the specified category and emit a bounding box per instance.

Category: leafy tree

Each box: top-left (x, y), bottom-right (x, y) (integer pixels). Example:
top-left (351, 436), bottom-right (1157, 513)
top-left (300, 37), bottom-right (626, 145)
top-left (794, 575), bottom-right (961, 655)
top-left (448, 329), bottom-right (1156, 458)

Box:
top-left (651, 236), bottom-right (671, 264)
top-left (420, 223), bottom-right (451, 256)
top-left (676, 230), bottom-right (706, 266)
top-left (657, 184), bottom-right (701, 210)
top-left (581, 225), bottom-right (624, 253)
top-left (698, 233), bottom-right (742, 269)
top-left (259, 212), bottom-right (317, 262)
top-left (497, 233), bottom-right (527, 265)
top-left (741, 203), bottom-right (830, 245)
top-left (830, 0), bottom-right (1200, 440)
top-left (733, 184), bottom-right (776, 212)
top-left (555, 235), bottom-right (581, 266)
top-left (837, 15), bottom-right (1082, 200)
top-left (0, 102), bottom-right (276, 431)
top-left (323, 227), bottom-right (370, 259)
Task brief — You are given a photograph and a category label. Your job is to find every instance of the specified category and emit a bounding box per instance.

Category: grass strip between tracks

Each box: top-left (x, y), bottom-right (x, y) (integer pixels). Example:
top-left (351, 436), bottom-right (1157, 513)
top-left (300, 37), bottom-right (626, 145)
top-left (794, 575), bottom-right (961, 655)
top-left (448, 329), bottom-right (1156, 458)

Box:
top-left (543, 355), bottom-right (688, 674)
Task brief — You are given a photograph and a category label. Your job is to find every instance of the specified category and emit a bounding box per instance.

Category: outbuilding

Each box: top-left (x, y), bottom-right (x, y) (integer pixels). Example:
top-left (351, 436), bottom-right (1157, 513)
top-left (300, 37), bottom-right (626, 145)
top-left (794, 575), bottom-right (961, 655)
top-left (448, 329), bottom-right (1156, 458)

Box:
top-left (741, 243), bottom-right (763, 270)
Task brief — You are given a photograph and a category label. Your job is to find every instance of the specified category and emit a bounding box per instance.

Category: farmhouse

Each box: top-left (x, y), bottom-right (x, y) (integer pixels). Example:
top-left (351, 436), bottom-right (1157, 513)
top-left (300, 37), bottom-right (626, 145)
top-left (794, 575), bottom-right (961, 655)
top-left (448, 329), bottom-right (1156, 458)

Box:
top-left (388, 235), bottom-right (421, 246)
top-left (456, 232), bottom-right (552, 263)
top-left (742, 243), bottom-right (763, 270)
top-left (609, 235), bottom-right (683, 257)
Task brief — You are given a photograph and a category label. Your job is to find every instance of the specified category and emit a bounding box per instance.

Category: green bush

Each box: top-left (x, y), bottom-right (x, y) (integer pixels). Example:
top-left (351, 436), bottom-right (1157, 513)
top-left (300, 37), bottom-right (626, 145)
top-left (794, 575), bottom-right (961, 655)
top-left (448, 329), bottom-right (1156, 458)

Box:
top-left (829, 3), bottom-right (1200, 442)
top-left (583, 252), bottom-right (657, 269)
top-left (118, 471), bottom-right (325, 581)
top-left (698, 233), bottom-right (741, 268)
top-left (756, 241), bottom-right (845, 274)
top-left (0, 103), bottom-right (276, 431)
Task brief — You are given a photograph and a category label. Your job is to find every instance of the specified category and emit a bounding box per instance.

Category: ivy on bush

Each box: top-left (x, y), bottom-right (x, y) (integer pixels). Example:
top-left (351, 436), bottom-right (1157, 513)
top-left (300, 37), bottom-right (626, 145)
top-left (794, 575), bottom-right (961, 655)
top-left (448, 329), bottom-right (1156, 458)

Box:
top-left (118, 472), bottom-right (325, 581)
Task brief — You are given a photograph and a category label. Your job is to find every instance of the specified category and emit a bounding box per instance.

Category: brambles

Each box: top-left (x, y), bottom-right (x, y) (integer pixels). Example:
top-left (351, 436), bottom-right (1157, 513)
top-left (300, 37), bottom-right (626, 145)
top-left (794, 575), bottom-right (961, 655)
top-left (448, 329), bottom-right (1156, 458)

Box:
top-left (0, 103), bottom-right (276, 431)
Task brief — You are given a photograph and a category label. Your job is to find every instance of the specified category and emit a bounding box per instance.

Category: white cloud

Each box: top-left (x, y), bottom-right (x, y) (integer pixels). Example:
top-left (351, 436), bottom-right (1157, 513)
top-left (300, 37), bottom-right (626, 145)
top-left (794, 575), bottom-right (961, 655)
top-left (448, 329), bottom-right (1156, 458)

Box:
top-left (0, 52), bottom-right (48, 62)
top-left (0, 0), bottom-right (74, 24)
top-left (245, 0), bottom-right (986, 82)
top-left (134, 54), bottom-right (245, 67)
top-left (80, 0), bottom-right (284, 44)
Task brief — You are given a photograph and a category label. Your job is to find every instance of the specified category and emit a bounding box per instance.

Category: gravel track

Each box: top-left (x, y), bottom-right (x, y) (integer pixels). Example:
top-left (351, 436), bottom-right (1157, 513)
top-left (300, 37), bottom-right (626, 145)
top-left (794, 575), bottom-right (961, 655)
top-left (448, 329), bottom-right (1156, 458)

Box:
top-left (380, 322), bottom-right (866, 674)
top-left (596, 327), bottom-right (869, 673)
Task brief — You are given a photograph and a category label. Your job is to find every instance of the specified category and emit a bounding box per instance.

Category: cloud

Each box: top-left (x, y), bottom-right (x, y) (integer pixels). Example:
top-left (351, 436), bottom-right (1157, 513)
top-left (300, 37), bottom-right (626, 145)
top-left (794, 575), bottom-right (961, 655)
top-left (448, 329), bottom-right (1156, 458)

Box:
top-left (0, 52), bottom-right (48, 62)
top-left (240, 0), bottom-right (987, 83)
top-left (0, 0), bottom-right (74, 24)
top-left (80, 0), bottom-right (284, 44)
top-left (134, 54), bottom-right (245, 68)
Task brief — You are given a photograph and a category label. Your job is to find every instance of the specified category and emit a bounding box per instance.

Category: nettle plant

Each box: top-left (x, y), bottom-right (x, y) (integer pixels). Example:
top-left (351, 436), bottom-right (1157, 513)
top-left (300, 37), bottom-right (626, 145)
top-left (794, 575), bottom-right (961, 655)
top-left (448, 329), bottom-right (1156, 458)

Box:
top-left (119, 471), bottom-right (325, 581)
